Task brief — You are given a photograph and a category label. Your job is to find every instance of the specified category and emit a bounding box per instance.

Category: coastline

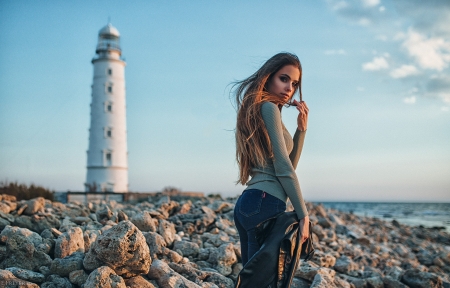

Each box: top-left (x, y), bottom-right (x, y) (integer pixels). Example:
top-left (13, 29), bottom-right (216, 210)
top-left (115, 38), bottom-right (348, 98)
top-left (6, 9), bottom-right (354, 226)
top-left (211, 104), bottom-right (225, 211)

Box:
top-left (0, 194), bottom-right (449, 287)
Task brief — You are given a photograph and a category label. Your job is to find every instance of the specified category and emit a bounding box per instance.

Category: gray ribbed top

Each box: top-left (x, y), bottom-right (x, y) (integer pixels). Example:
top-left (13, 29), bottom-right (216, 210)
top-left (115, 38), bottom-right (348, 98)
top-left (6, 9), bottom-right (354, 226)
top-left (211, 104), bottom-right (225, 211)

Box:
top-left (246, 101), bottom-right (308, 219)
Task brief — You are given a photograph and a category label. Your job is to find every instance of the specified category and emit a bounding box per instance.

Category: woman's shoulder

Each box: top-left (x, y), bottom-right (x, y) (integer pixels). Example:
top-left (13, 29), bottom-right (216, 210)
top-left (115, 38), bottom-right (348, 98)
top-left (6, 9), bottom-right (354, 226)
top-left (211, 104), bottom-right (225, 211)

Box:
top-left (261, 101), bottom-right (280, 116)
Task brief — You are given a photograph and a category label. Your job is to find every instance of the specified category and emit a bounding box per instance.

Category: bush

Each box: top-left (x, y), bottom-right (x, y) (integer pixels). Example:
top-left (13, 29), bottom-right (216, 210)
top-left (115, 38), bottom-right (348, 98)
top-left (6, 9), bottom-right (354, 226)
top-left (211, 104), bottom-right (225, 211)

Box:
top-left (0, 181), bottom-right (54, 201)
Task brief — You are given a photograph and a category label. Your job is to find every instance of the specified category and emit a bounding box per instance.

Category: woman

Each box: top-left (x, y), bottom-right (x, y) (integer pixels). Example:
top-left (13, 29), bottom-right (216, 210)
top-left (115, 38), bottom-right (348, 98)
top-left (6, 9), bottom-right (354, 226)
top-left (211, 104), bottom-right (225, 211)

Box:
top-left (233, 52), bottom-right (310, 266)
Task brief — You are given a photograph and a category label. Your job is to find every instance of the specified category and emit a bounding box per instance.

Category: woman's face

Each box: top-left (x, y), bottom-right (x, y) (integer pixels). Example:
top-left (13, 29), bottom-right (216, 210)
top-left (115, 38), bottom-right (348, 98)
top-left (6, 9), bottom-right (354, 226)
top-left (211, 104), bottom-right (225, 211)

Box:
top-left (265, 65), bottom-right (300, 103)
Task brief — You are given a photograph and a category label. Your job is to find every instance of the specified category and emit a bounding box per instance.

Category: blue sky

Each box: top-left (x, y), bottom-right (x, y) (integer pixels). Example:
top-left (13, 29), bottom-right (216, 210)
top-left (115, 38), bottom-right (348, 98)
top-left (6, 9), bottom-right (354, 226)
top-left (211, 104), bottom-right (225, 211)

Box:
top-left (1, 0), bottom-right (449, 201)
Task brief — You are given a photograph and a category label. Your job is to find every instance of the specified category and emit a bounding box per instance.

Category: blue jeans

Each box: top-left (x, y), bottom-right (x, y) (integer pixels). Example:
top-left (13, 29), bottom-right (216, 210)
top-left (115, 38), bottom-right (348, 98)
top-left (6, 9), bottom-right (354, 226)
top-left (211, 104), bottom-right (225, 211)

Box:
top-left (234, 189), bottom-right (286, 266)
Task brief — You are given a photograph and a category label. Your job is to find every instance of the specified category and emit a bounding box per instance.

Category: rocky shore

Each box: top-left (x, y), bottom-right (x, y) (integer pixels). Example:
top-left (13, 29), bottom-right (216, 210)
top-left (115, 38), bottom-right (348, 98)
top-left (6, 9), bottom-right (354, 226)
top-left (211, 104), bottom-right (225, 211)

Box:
top-left (0, 193), bottom-right (449, 288)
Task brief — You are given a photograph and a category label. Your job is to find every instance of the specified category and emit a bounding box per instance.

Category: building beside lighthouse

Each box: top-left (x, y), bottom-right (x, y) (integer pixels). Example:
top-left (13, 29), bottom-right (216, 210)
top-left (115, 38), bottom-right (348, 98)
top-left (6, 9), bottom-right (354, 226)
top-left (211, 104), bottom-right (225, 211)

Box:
top-left (85, 23), bottom-right (128, 192)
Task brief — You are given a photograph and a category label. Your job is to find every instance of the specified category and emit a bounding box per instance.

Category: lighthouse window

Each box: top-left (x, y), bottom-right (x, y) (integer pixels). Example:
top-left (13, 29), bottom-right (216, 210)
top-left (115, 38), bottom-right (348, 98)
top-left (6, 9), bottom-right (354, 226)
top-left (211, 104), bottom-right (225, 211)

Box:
top-left (107, 68), bottom-right (112, 75)
top-left (107, 86), bottom-right (113, 93)
top-left (105, 127), bottom-right (112, 138)
top-left (104, 102), bottom-right (113, 112)
top-left (106, 153), bottom-right (112, 166)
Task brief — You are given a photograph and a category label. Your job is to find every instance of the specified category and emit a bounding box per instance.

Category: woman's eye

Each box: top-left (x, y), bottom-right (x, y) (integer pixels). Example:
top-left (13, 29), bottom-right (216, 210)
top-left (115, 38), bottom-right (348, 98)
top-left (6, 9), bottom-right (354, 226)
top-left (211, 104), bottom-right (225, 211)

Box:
top-left (293, 82), bottom-right (299, 87)
top-left (280, 76), bottom-right (288, 82)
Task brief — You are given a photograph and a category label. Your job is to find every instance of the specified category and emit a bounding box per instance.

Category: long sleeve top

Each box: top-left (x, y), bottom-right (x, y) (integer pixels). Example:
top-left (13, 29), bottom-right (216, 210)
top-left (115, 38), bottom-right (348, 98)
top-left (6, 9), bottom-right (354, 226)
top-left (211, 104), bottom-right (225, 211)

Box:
top-left (246, 101), bottom-right (308, 219)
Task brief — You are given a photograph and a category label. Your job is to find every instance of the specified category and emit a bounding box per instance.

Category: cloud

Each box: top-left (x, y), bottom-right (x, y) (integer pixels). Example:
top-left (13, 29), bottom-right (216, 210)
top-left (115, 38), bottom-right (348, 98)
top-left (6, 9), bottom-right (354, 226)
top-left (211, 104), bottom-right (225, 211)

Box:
top-left (362, 0), bottom-right (380, 8)
top-left (400, 29), bottom-right (450, 71)
top-left (403, 96), bottom-right (416, 104)
top-left (393, 0), bottom-right (450, 37)
top-left (327, 0), bottom-right (387, 26)
top-left (325, 49), bottom-right (346, 55)
top-left (390, 65), bottom-right (420, 79)
top-left (426, 74), bottom-right (450, 103)
top-left (441, 106), bottom-right (449, 112)
top-left (362, 56), bottom-right (389, 71)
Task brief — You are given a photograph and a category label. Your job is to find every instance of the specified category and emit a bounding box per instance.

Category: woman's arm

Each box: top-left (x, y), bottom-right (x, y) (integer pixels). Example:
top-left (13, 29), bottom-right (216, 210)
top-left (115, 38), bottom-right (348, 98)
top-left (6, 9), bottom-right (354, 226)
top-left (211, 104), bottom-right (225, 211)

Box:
top-left (289, 100), bottom-right (308, 169)
top-left (261, 102), bottom-right (308, 219)
top-left (289, 130), bottom-right (306, 170)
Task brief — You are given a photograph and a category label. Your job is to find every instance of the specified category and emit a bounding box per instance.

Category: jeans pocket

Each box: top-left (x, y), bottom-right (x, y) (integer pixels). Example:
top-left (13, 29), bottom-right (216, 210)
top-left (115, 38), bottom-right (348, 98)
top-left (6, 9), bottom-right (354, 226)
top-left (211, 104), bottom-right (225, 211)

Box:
top-left (239, 190), bottom-right (263, 217)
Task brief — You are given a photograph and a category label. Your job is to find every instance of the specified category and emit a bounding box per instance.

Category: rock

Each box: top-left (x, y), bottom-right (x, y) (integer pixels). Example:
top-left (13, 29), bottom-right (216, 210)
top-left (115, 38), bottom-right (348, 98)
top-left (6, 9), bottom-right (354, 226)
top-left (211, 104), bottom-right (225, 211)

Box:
top-left (0, 203), bottom-right (11, 214)
top-left (117, 210), bottom-right (128, 222)
top-left (0, 225), bottom-right (52, 271)
top-left (32, 214), bottom-right (61, 234)
top-left (317, 216), bottom-right (332, 228)
top-left (41, 274), bottom-right (73, 288)
top-left (158, 219), bottom-right (176, 247)
top-left (23, 197), bottom-right (45, 215)
top-left (68, 269), bottom-right (89, 286)
top-left (130, 211), bottom-right (158, 232)
top-left (366, 276), bottom-right (384, 288)
top-left (0, 218), bottom-right (10, 230)
top-left (310, 268), bottom-right (336, 288)
top-left (383, 276), bottom-right (409, 288)
top-left (313, 205), bottom-right (328, 218)
top-left (144, 231), bottom-right (167, 259)
top-left (125, 275), bottom-right (156, 288)
top-left (334, 255), bottom-right (359, 275)
top-left (384, 266), bottom-right (404, 281)
top-left (95, 205), bottom-right (113, 224)
top-left (290, 277), bottom-right (312, 288)
top-left (401, 268), bottom-right (443, 288)
top-left (209, 201), bottom-right (234, 213)
top-left (13, 215), bottom-right (34, 231)
top-left (354, 237), bottom-right (371, 247)
top-left (83, 229), bottom-right (101, 252)
top-left (148, 259), bottom-right (202, 288)
top-left (173, 240), bottom-right (200, 257)
top-left (295, 261), bottom-right (320, 281)
top-left (0, 269), bottom-right (39, 287)
top-left (5, 267), bottom-right (45, 283)
top-left (84, 266), bottom-right (126, 288)
top-left (203, 271), bottom-right (235, 288)
top-left (207, 243), bottom-right (237, 276)
top-left (329, 214), bottom-right (345, 225)
top-left (54, 226), bottom-right (85, 258)
top-left (83, 220), bottom-right (151, 278)
top-left (50, 252), bottom-right (84, 277)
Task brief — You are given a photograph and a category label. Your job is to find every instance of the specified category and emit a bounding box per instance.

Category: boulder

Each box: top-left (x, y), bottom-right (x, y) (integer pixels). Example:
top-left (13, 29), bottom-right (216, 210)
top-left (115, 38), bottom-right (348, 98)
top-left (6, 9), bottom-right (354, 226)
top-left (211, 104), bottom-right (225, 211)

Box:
top-left (148, 259), bottom-right (202, 288)
top-left (125, 275), bottom-right (156, 288)
top-left (0, 269), bottom-right (39, 288)
top-left (68, 269), bottom-right (89, 286)
top-left (50, 252), bottom-right (84, 277)
top-left (130, 211), bottom-right (158, 232)
top-left (4, 267), bottom-right (45, 284)
top-left (23, 197), bottom-right (45, 215)
top-left (41, 274), bottom-right (73, 288)
top-left (401, 268), bottom-right (443, 288)
top-left (83, 220), bottom-right (151, 278)
top-left (0, 225), bottom-right (52, 271)
top-left (84, 266), bottom-right (126, 288)
top-left (54, 226), bottom-right (85, 258)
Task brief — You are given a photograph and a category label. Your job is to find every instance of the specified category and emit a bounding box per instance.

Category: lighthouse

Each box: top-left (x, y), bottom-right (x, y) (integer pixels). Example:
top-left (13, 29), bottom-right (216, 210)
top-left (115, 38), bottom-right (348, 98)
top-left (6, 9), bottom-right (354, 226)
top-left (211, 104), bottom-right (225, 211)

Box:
top-left (85, 23), bottom-right (128, 192)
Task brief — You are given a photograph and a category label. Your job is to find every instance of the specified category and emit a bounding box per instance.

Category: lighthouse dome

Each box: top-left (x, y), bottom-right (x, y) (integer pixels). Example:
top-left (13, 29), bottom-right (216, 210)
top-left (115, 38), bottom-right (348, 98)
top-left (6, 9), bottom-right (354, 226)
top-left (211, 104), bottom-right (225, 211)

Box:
top-left (96, 23), bottom-right (121, 55)
top-left (99, 23), bottom-right (120, 37)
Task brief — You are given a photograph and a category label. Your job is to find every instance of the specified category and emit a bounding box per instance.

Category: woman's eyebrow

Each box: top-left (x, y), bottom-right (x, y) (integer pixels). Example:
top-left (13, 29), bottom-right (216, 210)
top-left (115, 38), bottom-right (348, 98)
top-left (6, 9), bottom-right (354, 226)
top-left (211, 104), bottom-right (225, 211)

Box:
top-left (281, 73), bottom-right (299, 82)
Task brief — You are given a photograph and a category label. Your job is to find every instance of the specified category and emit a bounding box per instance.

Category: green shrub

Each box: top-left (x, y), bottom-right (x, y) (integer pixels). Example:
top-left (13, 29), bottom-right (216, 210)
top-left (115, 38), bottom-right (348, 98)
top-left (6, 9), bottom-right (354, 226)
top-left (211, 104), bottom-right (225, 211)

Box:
top-left (0, 181), bottom-right (54, 201)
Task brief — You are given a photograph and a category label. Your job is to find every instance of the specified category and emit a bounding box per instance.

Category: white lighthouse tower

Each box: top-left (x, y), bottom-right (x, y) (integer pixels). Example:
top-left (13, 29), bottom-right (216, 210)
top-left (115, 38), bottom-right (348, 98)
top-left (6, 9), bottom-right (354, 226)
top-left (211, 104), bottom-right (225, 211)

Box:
top-left (85, 23), bottom-right (128, 192)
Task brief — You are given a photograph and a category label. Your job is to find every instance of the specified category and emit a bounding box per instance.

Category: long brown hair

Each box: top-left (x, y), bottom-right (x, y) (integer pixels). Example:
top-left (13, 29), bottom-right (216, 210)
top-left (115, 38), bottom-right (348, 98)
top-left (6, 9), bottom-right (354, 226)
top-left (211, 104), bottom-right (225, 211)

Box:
top-left (233, 52), bottom-right (302, 185)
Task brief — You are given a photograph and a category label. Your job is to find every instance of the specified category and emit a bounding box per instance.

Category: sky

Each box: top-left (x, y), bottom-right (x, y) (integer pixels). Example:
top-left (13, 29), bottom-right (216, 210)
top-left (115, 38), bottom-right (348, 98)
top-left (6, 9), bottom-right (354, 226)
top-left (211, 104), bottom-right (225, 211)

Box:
top-left (1, 0), bottom-right (449, 202)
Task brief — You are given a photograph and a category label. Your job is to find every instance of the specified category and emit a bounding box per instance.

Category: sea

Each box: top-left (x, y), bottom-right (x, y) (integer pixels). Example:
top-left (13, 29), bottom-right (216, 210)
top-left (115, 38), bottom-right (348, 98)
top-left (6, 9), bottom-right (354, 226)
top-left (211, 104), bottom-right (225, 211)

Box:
top-left (314, 202), bottom-right (450, 233)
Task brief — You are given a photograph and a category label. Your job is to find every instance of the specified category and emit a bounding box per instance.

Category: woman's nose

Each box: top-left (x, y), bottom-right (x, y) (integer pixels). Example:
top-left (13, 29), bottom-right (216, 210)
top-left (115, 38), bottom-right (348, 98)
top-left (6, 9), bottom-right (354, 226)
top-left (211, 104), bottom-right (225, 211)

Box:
top-left (286, 84), bottom-right (293, 91)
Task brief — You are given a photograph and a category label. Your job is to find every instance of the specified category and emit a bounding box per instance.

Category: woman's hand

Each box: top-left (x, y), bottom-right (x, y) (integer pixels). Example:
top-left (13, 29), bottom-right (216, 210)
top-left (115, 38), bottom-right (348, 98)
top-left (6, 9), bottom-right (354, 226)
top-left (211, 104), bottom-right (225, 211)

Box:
top-left (299, 215), bottom-right (310, 243)
top-left (293, 99), bottom-right (309, 131)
